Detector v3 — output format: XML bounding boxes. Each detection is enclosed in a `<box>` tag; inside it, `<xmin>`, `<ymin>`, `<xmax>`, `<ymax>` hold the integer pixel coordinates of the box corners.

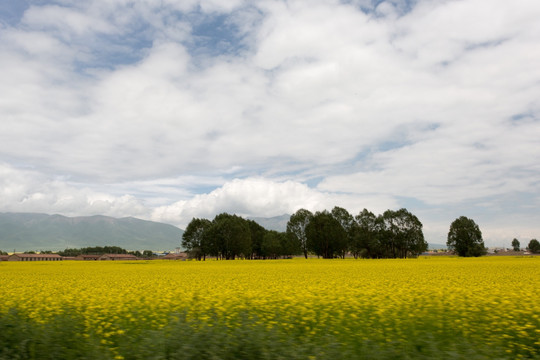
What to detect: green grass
<box><xmin>2</xmin><ymin>309</ymin><xmax>534</xmax><ymax>360</ymax></box>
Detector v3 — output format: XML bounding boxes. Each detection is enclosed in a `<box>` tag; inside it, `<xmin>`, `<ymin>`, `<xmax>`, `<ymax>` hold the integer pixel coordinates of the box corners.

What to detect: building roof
<box><xmin>9</xmin><ymin>253</ymin><xmax>62</xmax><ymax>258</ymax></box>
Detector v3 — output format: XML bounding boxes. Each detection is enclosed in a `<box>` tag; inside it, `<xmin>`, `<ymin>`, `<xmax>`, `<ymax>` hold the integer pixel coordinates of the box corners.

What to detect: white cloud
<box><xmin>0</xmin><ymin>0</ymin><xmax>539</xmax><ymax>246</ymax></box>
<box><xmin>151</xmin><ymin>177</ymin><xmax>398</xmax><ymax>228</ymax></box>
<box><xmin>0</xmin><ymin>163</ymin><xmax>148</xmax><ymax>218</ymax></box>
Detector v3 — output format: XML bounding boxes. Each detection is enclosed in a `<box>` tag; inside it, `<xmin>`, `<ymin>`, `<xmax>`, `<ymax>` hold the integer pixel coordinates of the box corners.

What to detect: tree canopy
<box><xmin>528</xmin><ymin>239</ymin><xmax>540</xmax><ymax>254</ymax></box>
<box><xmin>306</xmin><ymin>210</ymin><xmax>348</xmax><ymax>259</ymax></box>
<box><xmin>511</xmin><ymin>238</ymin><xmax>520</xmax><ymax>252</ymax></box>
<box><xmin>181</xmin><ymin>218</ymin><xmax>212</xmax><ymax>260</ymax></box>
<box><xmin>286</xmin><ymin>209</ymin><xmax>312</xmax><ymax>259</ymax></box>
<box><xmin>447</xmin><ymin>216</ymin><xmax>486</xmax><ymax>257</ymax></box>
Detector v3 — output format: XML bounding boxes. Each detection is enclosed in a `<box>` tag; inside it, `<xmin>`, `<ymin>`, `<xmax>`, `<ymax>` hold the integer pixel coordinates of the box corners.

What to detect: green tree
<box><xmin>353</xmin><ymin>209</ymin><xmax>381</xmax><ymax>259</ymax></box>
<box><xmin>58</xmin><ymin>248</ymin><xmax>82</xmax><ymax>257</ymax></box>
<box><xmin>261</xmin><ymin>230</ymin><xmax>283</xmax><ymax>259</ymax></box>
<box><xmin>306</xmin><ymin>210</ymin><xmax>347</xmax><ymax>259</ymax></box>
<box><xmin>142</xmin><ymin>250</ymin><xmax>154</xmax><ymax>258</ymax></box>
<box><xmin>380</xmin><ymin>209</ymin><xmax>426</xmax><ymax>258</ymax></box>
<box><xmin>511</xmin><ymin>238</ymin><xmax>520</xmax><ymax>252</ymax></box>
<box><xmin>286</xmin><ymin>209</ymin><xmax>313</xmax><ymax>259</ymax></box>
<box><xmin>280</xmin><ymin>232</ymin><xmax>301</xmax><ymax>258</ymax></box>
<box><xmin>247</xmin><ymin>220</ymin><xmax>267</xmax><ymax>259</ymax></box>
<box><xmin>528</xmin><ymin>239</ymin><xmax>540</xmax><ymax>254</ymax></box>
<box><xmin>447</xmin><ymin>216</ymin><xmax>486</xmax><ymax>257</ymax></box>
<box><xmin>208</xmin><ymin>213</ymin><xmax>252</xmax><ymax>260</ymax></box>
<box><xmin>331</xmin><ymin>206</ymin><xmax>356</xmax><ymax>258</ymax></box>
<box><xmin>182</xmin><ymin>218</ymin><xmax>212</xmax><ymax>260</ymax></box>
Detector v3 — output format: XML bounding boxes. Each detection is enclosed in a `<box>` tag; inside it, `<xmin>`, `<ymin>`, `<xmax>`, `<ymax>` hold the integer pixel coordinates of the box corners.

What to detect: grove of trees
<box><xmin>58</xmin><ymin>246</ymin><xmax>153</xmax><ymax>257</ymax></box>
<box><xmin>182</xmin><ymin>207</ymin><xmax>428</xmax><ymax>260</ymax></box>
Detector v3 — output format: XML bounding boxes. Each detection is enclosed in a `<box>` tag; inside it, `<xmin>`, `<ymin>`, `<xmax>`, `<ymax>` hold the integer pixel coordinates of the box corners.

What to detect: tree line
<box><xmin>58</xmin><ymin>246</ymin><xmax>154</xmax><ymax>258</ymax></box>
<box><xmin>182</xmin><ymin>207</ymin><xmax>428</xmax><ymax>260</ymax></box>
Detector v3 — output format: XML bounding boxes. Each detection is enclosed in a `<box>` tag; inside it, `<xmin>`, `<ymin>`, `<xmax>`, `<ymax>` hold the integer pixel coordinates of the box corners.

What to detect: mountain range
<box><xmin>0</xmin><ymin>213</ymin><xmax>184</xmax><ymax>252</ymax></box>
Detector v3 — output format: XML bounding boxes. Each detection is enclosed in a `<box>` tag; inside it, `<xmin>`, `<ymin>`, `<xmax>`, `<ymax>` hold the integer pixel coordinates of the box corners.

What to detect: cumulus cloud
<box><xmin>151</xmin><ymin>177</ymin><xmax>398</xmax><ymax>228</ymax></box>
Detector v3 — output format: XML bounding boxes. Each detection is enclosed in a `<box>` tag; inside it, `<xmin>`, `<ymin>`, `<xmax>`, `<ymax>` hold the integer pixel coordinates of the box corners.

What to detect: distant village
<box><xmin>0</xmin><ymin>251</ymin><xmax>188</xmax><ymax>262</ymax></box>
<box><xmin>0</xmin><ymin>247</ymin><xmax>536</xmax><ymax>262</ymax></box>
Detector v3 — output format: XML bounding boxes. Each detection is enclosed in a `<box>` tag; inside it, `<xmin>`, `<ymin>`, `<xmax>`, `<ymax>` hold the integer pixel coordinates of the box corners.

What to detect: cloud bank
<box><xmin>1</xmin><ymin>0</ymin><xmax>539</xmax><ymax>246</ymax></box>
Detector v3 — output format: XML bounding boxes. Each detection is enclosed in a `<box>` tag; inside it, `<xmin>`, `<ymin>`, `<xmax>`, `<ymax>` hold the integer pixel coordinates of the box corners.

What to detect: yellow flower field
<box><xmin>1</xmin><ymin>256</ymin><xmax>539</xmax><ymax>359</ymax></box>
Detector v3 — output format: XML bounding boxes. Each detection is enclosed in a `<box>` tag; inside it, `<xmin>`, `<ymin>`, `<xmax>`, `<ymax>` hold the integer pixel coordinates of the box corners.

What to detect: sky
<box><xmin>1</xmin><ymin>0</ymin><xmax>539</xmax><ymax>247</ymax></box>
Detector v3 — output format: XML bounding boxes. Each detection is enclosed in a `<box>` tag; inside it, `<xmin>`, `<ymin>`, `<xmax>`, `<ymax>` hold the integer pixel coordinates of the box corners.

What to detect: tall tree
<box><xmin>209</xmin><ymin>213</ymin><xmax>252</xmax><ymax>260</ymax></box>
<box><xmin>331</xmin><ymin>206</ymin><xmax>356</xmax><ymax>258</ymax></box>
<box><xmin>353</xmin><ymin>209</ymin><xmax>380</xmax><ymax>259</ymax></box>
<box><xmin>306</xmin><ymin>210</ymin><xmax>347</xmax><ymax>259</ymax></box>
<box><xmin>261</xmin><ymin>230</ymin><xmax>283</xmax><ymax>259</ymax></box>
<box><xmin>381</xmin><ymin>209</ymin><xmax>426</xmax><ymax>258</ymax></box>
<box><xmin>247</xmin><ymin>219</ymin><xmax>267</xmax><ymax>259</ymax></box>
<box><xmin>528</xmin><ymin>239</ymin><xmax>540</xmax><ymax>254</ymax></box>
<box><xmin>182</xmin><ymin>218</ymin><xmax>212</xmax><ymax>260</ymax></box>
<box><xmin>511</xmin><ymin>238</ymin><xmax>520</xmax><ymax>252</ymax></box>
<box><xmin>447</xmin><ymin>216</ymin><xmax>486</xmax><ymax>257</ymax></box>
<box><xmin>280</xmin><ymin>232</ymin><xmax>301</xmax><ymax>258</ymax></box>
<box><xmin>286</xmin><ymin>209</ymin><xmax>313</xmax><ymax>259</ymax></box>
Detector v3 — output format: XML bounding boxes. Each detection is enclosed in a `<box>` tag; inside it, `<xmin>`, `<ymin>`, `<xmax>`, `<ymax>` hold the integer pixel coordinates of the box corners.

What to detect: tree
<box><xmin>207</xmin><ymin>213</ymin><xmax>252</xmax><ymax>260</ymax></box>
<box><xmin>286</xmin><ymin>209</ymin><xmax>313</xmax><ymax>259</ymax></box>
<box><xmin>261</xmin><ymin>230</ymin><xmax>283</xmax><ymax>259</ymax></box>
<box><xmin>511</xmin><ymin>238</ymin><xmax>520</xmax><ymax>252</ymax></box>
<box><xmin>379</xmin><ymin>209</ymin><xmax>427</xmax><ymax>258</ymax></box>
<box><xmin>142</xmin><ymin>250</ymin><xmax>154</xmax><ymax>258</ymax></box>
<box><xmin>528</xmin><ymin>239</ymin><xmax>540</xmax><ymax>254</ymax></box>
<box><xmin>447</xmin><ymin>216</ymin><xmax>486</xmax><ymax>257</ymax></box>
<box><xmin>247</xmin><ymin>220</ymin><xmax>267</xmax><ymax>259</ymax></box>
<box><xmin>280</xmin><ymin>232</ymin><xmax>301</xmax><ymax>258</ymax></box>
<box><xmin>306</xmin><ymin>210</ymin><xmax>347</xmax><ymax>259</ymax></box>
<box><xmin>352</xmin><ymin>209</ymin><xmax>380</xmax><ymax>259</ymax></box>
<box><xmin>331</xmin><ymin>206</ymin><xmax>356</xmax><ymax>258</ymax></box>
<box><xmin>182</xmin><ymin>218</ymin><xmax>212</xmax><ymax>260</ymax></box>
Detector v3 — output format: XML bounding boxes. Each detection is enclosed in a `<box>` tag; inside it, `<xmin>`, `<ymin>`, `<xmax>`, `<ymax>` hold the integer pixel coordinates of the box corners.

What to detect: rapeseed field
<box><xmin>1</xmin><ymin>257</ymin><xmax>539</xmax><ymax>359</ymax></box>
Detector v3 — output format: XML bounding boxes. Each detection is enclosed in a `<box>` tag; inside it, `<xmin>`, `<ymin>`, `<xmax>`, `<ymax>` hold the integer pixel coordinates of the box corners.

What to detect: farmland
<box><xmin>1</xmin><ymin>257</ymin><xmax>539</xmax><ymax>359</ymax></box>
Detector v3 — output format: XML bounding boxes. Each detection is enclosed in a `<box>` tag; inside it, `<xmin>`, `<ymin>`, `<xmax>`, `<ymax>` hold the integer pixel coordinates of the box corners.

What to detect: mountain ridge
<box><xmin>0</xmin><ymin>212</ymin><xmax>184</xmax><ymax>252</ymax></box>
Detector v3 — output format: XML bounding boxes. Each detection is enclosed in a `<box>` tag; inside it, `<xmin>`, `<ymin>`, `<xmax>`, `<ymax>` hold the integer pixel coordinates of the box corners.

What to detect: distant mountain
<box><xmin>249</xmin><ymin>214</ymin><xmax>290</xmax><ymax>232</ymax></box>
<box><xmin>0</xmin><ymin>213</ymin><xmax>184</xmax><ymax>252</ymax></box>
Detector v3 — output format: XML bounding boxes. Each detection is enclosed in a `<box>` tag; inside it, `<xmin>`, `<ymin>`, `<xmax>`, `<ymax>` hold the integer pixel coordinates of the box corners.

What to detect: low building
<box><xmin>0</xmin><ymin>255</ymin><xmax>9</xmax><ymax>261</ymax></box>
<box><xmin>8</xmin><ymin>253</ymin><xmax>63</xmax><ymax>261</ymax></box>
<box><xmin>99</xmin><ymin>254</ymin><xmax>138</xmax><ymax>261</ymax></box>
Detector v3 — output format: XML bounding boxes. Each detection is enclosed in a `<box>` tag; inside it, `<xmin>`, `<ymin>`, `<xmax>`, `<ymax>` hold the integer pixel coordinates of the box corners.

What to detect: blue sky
<box><xmin>1</xmin><ymin>0</ymin><xmax>539</xmax><ymax>246</ymax></box>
